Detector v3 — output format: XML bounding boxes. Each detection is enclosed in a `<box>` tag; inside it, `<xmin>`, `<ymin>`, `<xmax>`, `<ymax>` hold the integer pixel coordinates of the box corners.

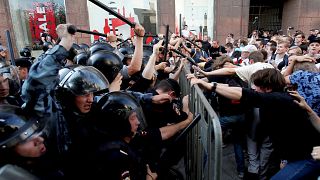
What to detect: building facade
<box><xmin>213</xmin><ymin>0</ymin><xmax>320</xmax><ymax>43</ymax></box>
<box><xmin>175</xmin><ymin>0</ymin><xmax>320</xmax><ymax>43</ymax></box>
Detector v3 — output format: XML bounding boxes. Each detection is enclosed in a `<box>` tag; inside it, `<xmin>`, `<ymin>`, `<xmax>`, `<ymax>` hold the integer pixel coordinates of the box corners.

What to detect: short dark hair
<box><xmin>225</xmin><ymin>42</ymin><xmax>233</xmax><ymax>49</ymax></box>
<box><xmin>268</xmin><ymin>40</ymin><xmax>277</xmax><ymax>48</ymax></box>
<box><xmin>249</xmin><ymin>51</ymin><xmax>264</xmax><ymax>63</ymax></box>
<box><xmin>250</xmin><ymin>68</ymin><xmax>286</xmax><ymax>92</ymax></box>
<box><xmin>155</xmin><ymin>78</ymin><xmax>181</xmax><ymax>97</ymax></box>
<box><xmin>259</xmin><ymin>49</ymin><xmax>268</xmax><ymax>60</ymax></box>
<box><xmin>294</xmin><ymin>32</ymin><xmax>305</xmax><ymax>38</ymax></box>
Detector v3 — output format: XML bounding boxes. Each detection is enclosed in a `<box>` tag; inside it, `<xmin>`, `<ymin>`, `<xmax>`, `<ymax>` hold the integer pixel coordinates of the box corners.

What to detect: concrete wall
<box><xmin>214</xmin><ymin>0</ymin><xmax>250</xmax><ymax>44</ymax></box>
<box><xmin>282</xmin><ymin>0</ymin><xmax>320</xmax><ymax>36</ymax></box>
<box><xmin>65</xmin><ymin>0</ymin><xmax>91</xmax><ymax>45</ymax></box>
<box><xmin>157</xmin><ymin>0</ymin><xmax>176</xmax><ymax>34</ymax></box>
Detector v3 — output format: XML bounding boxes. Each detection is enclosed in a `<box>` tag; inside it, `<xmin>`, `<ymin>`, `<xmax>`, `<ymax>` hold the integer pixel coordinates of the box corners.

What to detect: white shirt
<box><xmin>182</xmin><ymin>30</ymin><xmax>190</xmax><ymax>38</ymax></box>
<box><xmin>235</xmin><ymin>62</ymin><xmax>274</xmax><ymax>82</ymax></box>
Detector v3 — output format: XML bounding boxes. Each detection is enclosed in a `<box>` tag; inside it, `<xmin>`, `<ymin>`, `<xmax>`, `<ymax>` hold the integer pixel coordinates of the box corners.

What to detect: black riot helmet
<box><xmin>95</xmin><ymin>91</ymin><xmax>147</xmax><ymax>138</ymax></box>
<box><xmin>0</xmin><ymin>105</ymin><xmax>45</xmax><ymax>150</ymax></box>
<box><xmin>42</xmin><ymin>42</ymin><xmax>53</xmax><ymax>52</ymax></box>
<box><xmin>74</xmin><ymin>51</ymin><xmax>90</xmax><ymax>65</ymax></box>
<box><xmin>87</xmin><ymin>50</ymin><xmax>123</xmax><ymax>83</ymax></box>
<box><xmin>89</xmin><ymin>42</ymin><xmax>115</xmax><ymax>55</ymax></box>
<box><xmin>0</xmin><ymin>62</ymin><xmax>20</xmax><ymax>97</ymax></box>
<box><xmin>79</xmin><ymin>43</ymin><xmax>90</xmax><ymax>52</ymax></box>
<box><xmin>19</xmin><ymin>47</ymin><xmax>31</xmax><ymax>58</ymax></box>
<box><xmin>67</xmin><ymin>43</ymin><xmax>81</xmax><ymax>61</ymax></box>
<box><xmin>119</xmin><ymin>47</ymin><xmax>134</xmax><ymax>58</ymax></box>
<box><xmin>119</xmin><ymin>47</ymin><xmax>134</xmax><ymax>65</ymax></box>
<box><xmin>57</xmin><ymin>65</ymin><xmax>109</xmax><ymax>97</ymax></box>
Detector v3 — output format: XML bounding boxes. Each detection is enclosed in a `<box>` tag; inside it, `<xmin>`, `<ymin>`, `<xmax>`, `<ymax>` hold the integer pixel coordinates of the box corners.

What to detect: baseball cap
<box><xmin>240</xmin><ymin>44</ymin><xmax>257</xmax><ymax>53</ymax></box>
<box><xmin>309</xmin><ymin>37</ymin><xmax>320</xmax><ymax>45</ymax></box>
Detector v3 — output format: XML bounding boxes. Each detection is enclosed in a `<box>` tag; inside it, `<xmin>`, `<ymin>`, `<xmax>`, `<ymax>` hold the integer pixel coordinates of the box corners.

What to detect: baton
<box><xmin>186</xmin><ymin>38</ymin><xmax>204</xmax><ymax>51</ymax></box>
<box><xmin>5</xmin><ymin>30</ymin><xmax>15</xmax><ymax>66</ymax></box>
<box><xmin>76</xmin><ymin>29</ymin><xmax>108</xmax><ymax>37</ymax></box>
<box><xmin>117</xmin><ymin>38</ymin><xmax>131</xmax><ymax>47</ymax></box>
<box><xmin>88</xmin><ymin>0</ymin><xmax>135</xmax><ymax>28</ymax></box>
<box><xmin>163</xmin><ymin>25</ymin><xmax>169</xmax><ymax>62</ymax></box>
<box><xmin>171</xmin><ymin>49</ymin><xmax>198</xmax><ymax>66</ymax></box>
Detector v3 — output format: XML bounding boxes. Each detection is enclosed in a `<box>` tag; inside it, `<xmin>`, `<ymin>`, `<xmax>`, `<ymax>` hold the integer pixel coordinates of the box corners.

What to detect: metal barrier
<box><xmin>179</xmin><ymin>66</ymin><xmax>222</xmax><ymax>180</ymax></box>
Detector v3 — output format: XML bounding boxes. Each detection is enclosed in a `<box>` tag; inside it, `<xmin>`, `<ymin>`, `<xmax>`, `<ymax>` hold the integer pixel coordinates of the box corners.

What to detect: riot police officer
<box><xmin>21</xmin><ymin>23</ymin><xmax>77</xmax><ymax>178</ymax></box>
<box><xmin>0</xmin><ymin>60</ymin><xmax>21</xmax><ymax>106</ymax></box>
<box><xmin>0</xmin><ymin>104</ymin><xmax>63</xmax><ymax>179</ymax></box>
<box><xmin>90</xmin><ymin>91</ymin><xmax>158</xmax><ymax>180</ymax></box>
<box><xmin>91</xmin><ymin>90</ymin><xmax>193</xmax><ymax>179</ymax></box>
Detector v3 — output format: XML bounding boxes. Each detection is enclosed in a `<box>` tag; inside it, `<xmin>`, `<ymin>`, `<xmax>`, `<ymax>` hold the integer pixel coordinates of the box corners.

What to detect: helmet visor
<box><xmin>63</xmin><ymin>66</ymin><xmax>109</xmax><ymax>96</ymax></box>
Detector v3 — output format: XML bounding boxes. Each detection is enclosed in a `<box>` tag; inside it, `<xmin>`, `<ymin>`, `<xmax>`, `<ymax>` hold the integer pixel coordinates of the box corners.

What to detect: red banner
<box><xmin>28</xmin><ymin>2</ymin><xmax>57</xmax><ymax>43</ymax></box>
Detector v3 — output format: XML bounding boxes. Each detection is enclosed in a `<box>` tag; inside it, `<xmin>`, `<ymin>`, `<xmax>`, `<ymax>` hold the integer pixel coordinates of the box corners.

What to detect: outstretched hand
<box><xmin>288</xmin><ymin>55</ymin><xmax>316</xmax><ymax>65</ymax></box>
<box><xmin>288</xmin><ymin>90</ymin><xmax>310</xmax><ymax>111</ymax></box>
<box><xmin>186</xmin><ymin>73</ymin><xmax>201</xmax><ymax>86</ymax></box>
<box><xmin>192</xmin><ymin>65</ymin><xmax>207</xmax><ymax>76</ymax></box>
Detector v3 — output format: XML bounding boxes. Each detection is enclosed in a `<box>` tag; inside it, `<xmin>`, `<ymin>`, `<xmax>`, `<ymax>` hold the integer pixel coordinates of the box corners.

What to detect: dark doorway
<box><xmin>249</xmin><ymin>0</ymin><xmax>284</xmax><ymax>36</ymax></box>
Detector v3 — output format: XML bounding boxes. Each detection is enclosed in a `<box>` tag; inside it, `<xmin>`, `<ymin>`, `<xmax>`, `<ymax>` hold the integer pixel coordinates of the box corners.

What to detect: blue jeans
<box><xmin>219</xmin><ymin>114</ymin><xmax>246</xmax><ymax>173</ymax></box>
<box><xmin>271</xmin><ymin>158</ymin><xmax>320</xmax><ymax>180</ymax></box>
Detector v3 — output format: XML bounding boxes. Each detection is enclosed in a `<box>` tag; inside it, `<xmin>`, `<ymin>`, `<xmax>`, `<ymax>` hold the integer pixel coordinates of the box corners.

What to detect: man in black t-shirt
<box><xmin>209</xmin><ymin>40</ymin><xmax>226</xmax><ymax>60</ymax></box>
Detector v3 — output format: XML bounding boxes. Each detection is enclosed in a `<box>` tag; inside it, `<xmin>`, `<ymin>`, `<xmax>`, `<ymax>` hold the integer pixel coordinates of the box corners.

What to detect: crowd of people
<box><xmin>0</xmin><ymin>21</ymin><xmax>319</xmax><ymax>180</ymax></box>
<box><xmin>181</xmin><ymin>27</ymin><xmax>320</xmax><ymax>179</ymax></box>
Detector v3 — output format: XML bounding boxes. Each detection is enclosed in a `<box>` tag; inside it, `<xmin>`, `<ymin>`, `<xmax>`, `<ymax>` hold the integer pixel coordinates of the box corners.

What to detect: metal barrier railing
<box><xmin>179</xmin><ymin>66</ymin><xmax>222</xmax><ymax>180</ymax></box>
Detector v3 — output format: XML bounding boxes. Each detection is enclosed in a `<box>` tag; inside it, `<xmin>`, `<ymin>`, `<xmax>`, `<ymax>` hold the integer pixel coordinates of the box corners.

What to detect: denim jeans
<box><xmin>219</xmin><ymin>114</ymin><xmax>246</xmax><ymax>173</ymax></box>
<box><xmin>271</xmin><ymin>158</ymin><xmax>320</xmax><ymax>180</ymax></box>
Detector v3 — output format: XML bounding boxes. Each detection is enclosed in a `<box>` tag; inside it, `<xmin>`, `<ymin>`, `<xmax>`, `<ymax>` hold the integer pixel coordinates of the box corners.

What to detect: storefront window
<box><xmin>8</xmin><ymin>0</ymin><xmax>66</xmax><ymax>52</ymax></box>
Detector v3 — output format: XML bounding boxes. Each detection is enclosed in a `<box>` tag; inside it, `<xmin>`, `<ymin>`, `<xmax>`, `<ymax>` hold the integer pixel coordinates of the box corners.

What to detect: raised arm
<box><xmin>127</xmin><ymin>24</ymin><xmax>145</xmax><ymax>76</ymax></box>
<box><xmin>193</xmin><ymin>65</ymin><xmax>236</xmax><ymax>76</ymax></box>
<box><xmin>21</xmin><ymin>24</ymin><xmax>75</xmax><ymax>116</ymax></box>
<box><xmin>142</xmin><ymin>40</ymin><xmax>163</xmax><ymax>80</ymax></box>
<box><xmin>186</xmin><ymin>73</ymin><xmax>242</xmax><ymax>100</ymax></box>
<box><xmin>283</xmin><ymin>55</ymin><xmax>316</xmax><ymax>84</ymax></box>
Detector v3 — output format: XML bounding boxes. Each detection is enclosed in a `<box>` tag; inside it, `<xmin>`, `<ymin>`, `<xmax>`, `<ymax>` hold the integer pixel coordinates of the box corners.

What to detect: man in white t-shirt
<box><xmin>181</xmin><ymin>25</ymin><xmax>190</xmax><ymax>39</ymax></box>
<box><xmin>194</xmin><ymin>51</ymin><xmax>273</xmax><ymax>83</ymax></box>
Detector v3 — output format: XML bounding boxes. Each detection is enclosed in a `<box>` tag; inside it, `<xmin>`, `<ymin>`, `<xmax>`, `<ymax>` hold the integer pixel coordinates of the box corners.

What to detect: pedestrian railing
<box><xmin>179</xmin><ymin>66</ymin><xmax>222</xmax><ymax>180</ymax></box>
